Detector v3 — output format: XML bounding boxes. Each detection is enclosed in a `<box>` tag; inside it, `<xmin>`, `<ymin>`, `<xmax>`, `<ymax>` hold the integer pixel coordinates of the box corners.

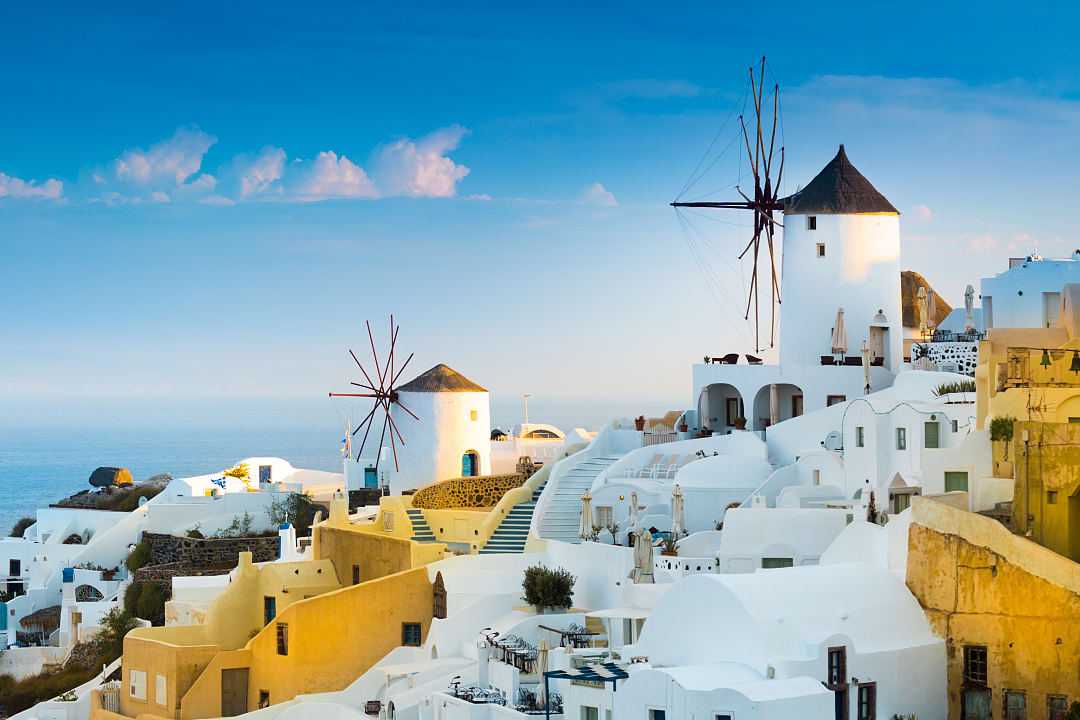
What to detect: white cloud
<box><xmin>968</xmin><ymin>234</ymin><xmax>997</xmax><ymax>252</ymax></box>
<box><xmin>150</xmin><ymin>191</ymin><xmax>171</xmax><ymax>203</ymax></box>
<box><xmin>234</xmin><ymin>147</ymin><xmax>286</xmax><ymax>198</ymax></box>
<box><xmin>911</xmin><ymin>204</ymin><xmax>933</xmax><ymax>222</ymax></box>
<box><xmin>289</xmin><ymin>151</ymin><xmax>378</xmax><ymax>201</ymax></box>
<box><xmin>579</xmin><ymin>182</ymin><xmax>618</xmax><ymax>207</ymax></box>
<box><xmin>112</xmin><ymin>128</ymin><xmax>217</xmax><ymax>187</ymax></box>
<box><xmin>372</xmin><ymin>125</ymin><xmax>470</xmax><ymax>198</ymax></box>
<box><xmin>200</xmin><ymin>194</ymin><xmax>236</xmax><ymax>206</ymax></box>
<box><xmin>466</xmin><ymin>193</ymin><xmax>493</xmax><ymax>201</ymax></box>
<box><xmin>0</xmin><ymin>172</ymin><xmax>63</xmax><ymax>200</ymax></box>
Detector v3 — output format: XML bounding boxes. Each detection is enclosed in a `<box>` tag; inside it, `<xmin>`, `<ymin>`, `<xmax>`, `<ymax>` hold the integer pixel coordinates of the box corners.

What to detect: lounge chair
<box><xmin>719</xmin><ymin>353</ymin><xmax>740</xmax><ymax>365</ymax></box>
<box><xmin>745</xmin><ymin>354</ymin><xmax>763</xmax><ymax>365</ymax></box>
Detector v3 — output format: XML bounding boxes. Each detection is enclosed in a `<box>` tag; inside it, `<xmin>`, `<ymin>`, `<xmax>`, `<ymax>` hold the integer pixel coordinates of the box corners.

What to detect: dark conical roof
<box><xmin>782</xmin><ymin>145</ymin><xmax>898</xmax><ymax>215</ymax></box>
<box><xmin>397</xmin><ymin>363</ymin><xmax>487</xmax><ymax>393</ymax></box>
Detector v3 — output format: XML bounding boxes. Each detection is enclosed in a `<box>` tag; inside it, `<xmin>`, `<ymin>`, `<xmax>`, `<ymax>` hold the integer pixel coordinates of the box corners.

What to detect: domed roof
<box><xmin>783</xmin><ymin>145</ymin><xmax>898</xmax><ymax>215</ymax></box>
<box><xmin>396</xmin><ymin>363</ymin><xmax>487</xmax><ymax>393</ymax></box>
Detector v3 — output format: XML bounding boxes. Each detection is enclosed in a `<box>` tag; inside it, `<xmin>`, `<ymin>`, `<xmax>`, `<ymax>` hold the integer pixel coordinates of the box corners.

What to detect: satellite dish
<box><xmin>823</xmin><ymin>431</ymin><xmax>843</xmax><ymax>451</ymax></box>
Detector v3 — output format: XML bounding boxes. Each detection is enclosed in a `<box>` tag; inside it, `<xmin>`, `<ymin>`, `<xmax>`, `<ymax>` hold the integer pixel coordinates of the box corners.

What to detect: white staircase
<box><xmin>538</xmin><ymin>455</ymin><xmax>620</xmax><ymax>544</ymax></box>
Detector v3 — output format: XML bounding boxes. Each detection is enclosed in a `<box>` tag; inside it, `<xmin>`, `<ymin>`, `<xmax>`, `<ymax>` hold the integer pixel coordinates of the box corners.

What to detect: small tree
<box><xmin>125</xmin><ymin>540</ymin><xmax>151</xmax><ymax>573</ymax></box>
<box><xmin>521</xmin><ymin>564</ymin><xmax>575</xmax><ymax>611</ymax></box>
<box><xmin>9</xmin><ymin>516</ymin><xmax>34</xmax><ymax>538</ymax></box>
<box><xmin>98</xmin><ymin>607</ymin><xmax>138</xmax><ymax>660</ymax></box>
<box><xmin>990</xmin><ymin>416</ymin><xmax>1016</xmax><ymax>460</ymax></box>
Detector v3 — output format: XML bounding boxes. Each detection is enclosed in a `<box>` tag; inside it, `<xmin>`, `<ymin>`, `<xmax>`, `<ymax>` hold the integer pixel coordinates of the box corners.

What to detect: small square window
<box><xmin>896</xmin><ymin>427</ymin><xmax>907</xmax><ymax>450</ymax></box>
<box><xmin>470</xmin><ymin>409</ymin><xmax>478</xmax><ymax>421</ymax></box>
<box><xmin>761</xmin><ymin>557</ymin><xmax>793</xmax><ymax>569</ymax></box>
<box><xmin>352</xmin><ymin>564</ymin><xmax>361</xmax><ymax>584</ymax></box>
<box><xmin>129</xmin><ymin>669</ymin><xmax>147</xmax><ymax>700</ymax></box>
<box><xmin>963</xmin><ymin>645</ymin><xmax>988</xmax><ymax>686</ymax></box>
<box><xmin>1048</xmin><ymin>490</ymin><xmax>1059</xmax><ymax>504</ymax></box>
<box><xmin>402</xmin><ymin>622</ymin><xmax>422</xmax><ymax>647</ymax></box>
<box><xmin>276</xmin><ymin>622</ymin><xmax>289</xmax><ymax>656</ymax></box>
<box><xmin>807</xmin><ymin>215</ymin><xmax>817</xmax><ymax>231</ymax></box>
<box><xmin>827</xmin><ymin>394</ymin><xmax>847</xmax><ymax>407</ymax></box>
<box><xmin>1003</xmin><ymin>690</ymin><xmax>1025</xmax><ymax>720</ymax></box>
<box><xmin>855</xmin><ymin>426</ymin><xmax>865</xmax><ymax>448</ymax></box>
<box><xmin>155</xmin><ymin>674</ymin><xmax>167</xmax><ymax>706</ymax></box>
<box><xmin>259</xmin><ymin>691</ymin><xmax>271</xmax><ymax>709</ymax></box>
<box><xmin>816</xmin><ymin>243</ymin><xmax>826</xmax><ymax>257</ymax></box>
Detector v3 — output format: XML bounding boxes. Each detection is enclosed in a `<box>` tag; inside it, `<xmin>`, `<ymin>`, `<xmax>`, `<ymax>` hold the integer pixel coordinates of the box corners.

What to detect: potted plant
<box><xmin>634</xmin><ymin>415</ymin><xmax>646</xmax><ymax>431</ymax></box>
<box><xmin>521</xmin><ymin>564</ymin><xmax>575</xmax><ymax>614</ymax></box>
<box><xmin>660</xmin><ymin>535</ymin><xmax>678</xmax><ymax>557</ymax></box>
<box><xmin>604</xmin><ymin>520</ymin><xmax>621</xmax><ymax>545</ymax></box>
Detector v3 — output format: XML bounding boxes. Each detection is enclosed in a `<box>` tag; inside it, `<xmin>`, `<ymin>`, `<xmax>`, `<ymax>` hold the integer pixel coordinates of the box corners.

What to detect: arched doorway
<box><xmin>751</xmin><ymin>384</ymin><xmax>805</xmax><ymax>431</ymax></box>
<box><xmin>461</xmin><ymin>451</ymin><xmax>480</xmax><ymax>477</ymax></box>
<box><xmin>697</xmin><ymin>383</ymin><xmax>745</xmax><ymax>434</ymax></box>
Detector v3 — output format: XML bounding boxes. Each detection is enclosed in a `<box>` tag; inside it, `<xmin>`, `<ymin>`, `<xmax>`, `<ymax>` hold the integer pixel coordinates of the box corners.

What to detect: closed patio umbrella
<box><xmin>831</xmin><ymin>308</ymin><xmax>848</xmax><ymax>357</ymax></box>
<box><xmin>917</xmin><ymin>287</ymin><xmax>930</xmax><ymax>336</ymax></box>
<box><xmin>861</xmin><ymin>340</ymin><xmax>872</xmax><ymax>395</ymax></box>
<box><xmin>537</xmin><ymin>640</ymin><xmax>549</xmax><ymax>709</ymax></box>
<box><xmin>671</xmin><ymin>484</ymin><xmax>685</xmax><ymax>539</ymax></box>
<box><xmin>628</xmin><ymin>491</ymin><xmax>640</xmax><ymax>535</ymax></box>
<box><xmin>632</xmin><ymin>528</ymin><xmax>654</xmax><ymax>584</ymax></box>
<box><xmin>579</xmin><ymin>491</ymin><xmax>593</xmax><ymax>541</ymax></box>
<box><xmin>964</xmin><ymin>284</ymin><xmax>975</xmax><ymax>332</ymax></box>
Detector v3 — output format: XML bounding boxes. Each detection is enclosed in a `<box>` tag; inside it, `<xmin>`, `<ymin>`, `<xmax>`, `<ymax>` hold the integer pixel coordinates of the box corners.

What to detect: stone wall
<box><xmin>907</xmin><ymin>497</ymin><xmax>1080</xmax><ymax>719</ymax></box>
<box><xmin>143</xmin><ymin>532</ymin><xmax>279</xmax><ymax>568</ymax></box>
<box><xmin>410</xmin><ymin>473</ymin><xmax>524</xmax><ymax>510</ymax></box>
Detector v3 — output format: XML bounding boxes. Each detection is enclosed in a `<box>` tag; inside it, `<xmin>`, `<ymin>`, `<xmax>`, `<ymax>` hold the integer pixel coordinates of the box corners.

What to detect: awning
<box><xmin>585</xmin><ymin>607</ymin><xmax>650</xmax><ymax>620</ymax></box>
<box><xmin>544</xmin><ymin>662</ymin><xmax>629</xmax><ymax>683</ymax></box>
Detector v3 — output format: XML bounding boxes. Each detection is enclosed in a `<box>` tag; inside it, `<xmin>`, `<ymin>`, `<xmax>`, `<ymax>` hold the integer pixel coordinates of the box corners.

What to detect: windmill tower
<box><xmin>673</xmin><ymin>59</ymin><xmax>902</xmax><ymax>372</ymax></box>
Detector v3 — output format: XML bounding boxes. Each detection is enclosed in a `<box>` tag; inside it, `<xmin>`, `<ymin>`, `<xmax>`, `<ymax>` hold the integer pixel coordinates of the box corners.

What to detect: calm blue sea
<box><xmin>0</xmin><ymin>425</ymin><xmax>342</xmax><ymax>535</ymax></box>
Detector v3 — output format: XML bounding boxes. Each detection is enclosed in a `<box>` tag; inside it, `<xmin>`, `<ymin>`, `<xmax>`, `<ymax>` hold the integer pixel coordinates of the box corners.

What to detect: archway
<box><xmin>751</xmin><ymin>384</ymin><xmax>805</xmax><ymax>432</ymax></box>
<box><xmin>697</xmin><ymin>383</ymin><xmax>745</xmax><ymax>434</ymax></box>
<box><xmin>75</xmin><ymin>584</ymin><xmax>104</xmax><ymax>602</ymax></box>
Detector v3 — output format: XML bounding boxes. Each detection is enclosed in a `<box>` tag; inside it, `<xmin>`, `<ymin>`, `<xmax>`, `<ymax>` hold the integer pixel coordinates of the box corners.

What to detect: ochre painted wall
<box><xmin>1009</xmin><ymin>421</ymin><xmax>1080</xmax><ymax>562</ymax></box>
<box><xmin>907</xmin><ymin>499</ymin><xmax>1080</xmax><ymax>719</ymax></box>
<box><xmin>178</xmin><ymin>567</ymin><xmax>434</xmax><ymax>718</ymax></box>
<box><xmin>315</xmin><ymin>523</ymin><xmax>443</xmax><ymax>584</ymax></box>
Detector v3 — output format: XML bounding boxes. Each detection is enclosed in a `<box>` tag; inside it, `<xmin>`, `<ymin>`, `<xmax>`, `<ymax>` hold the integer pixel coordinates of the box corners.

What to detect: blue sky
<box><xmin>3</xmin><ymin>1</ymin><xmax>1080</xmax><ymax>431</ymax></box>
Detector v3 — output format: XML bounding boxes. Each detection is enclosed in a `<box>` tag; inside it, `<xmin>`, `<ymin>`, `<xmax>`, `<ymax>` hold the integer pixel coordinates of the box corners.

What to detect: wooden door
<box><xmin>221</xmin><ymin>668</ymin><xmax>249</xmax><ymax>717</ymax></box>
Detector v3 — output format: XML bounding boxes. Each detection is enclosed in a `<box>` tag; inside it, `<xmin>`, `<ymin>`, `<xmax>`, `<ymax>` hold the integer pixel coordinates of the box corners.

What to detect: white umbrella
<box><xmin>632</xmin><ymin>528</ymin><xmax>655</xmax><ymax>583</ymax></box>
<box><xmin>831</xmin><ymin>308</ymin><xmax>848</xmax><ymax>357</ymax></box>
<box><xmin>537</xmin><ymin>640</ymin><xmax>549</xmax><ymax>708</ymax></box>
<box><xmin>628</xmin><ymin>491</ymin><xmax>640</xmax><ymax>534</ymax></box>
<box><xmin>927</xmin><ymin>290</ymin><xmax>938</xmax><ymax>333</ymax></box>
<box><xmin>964</xmin><ymin>284</ymin><xmax>975</xmax><ymax>332</ymax></box>
<box><xmin>671</xmin><ymin>484</ymin><xmax>685</xmax><ymax>538</ymax></box>
<box><xmin>917</xmin><ymin>287</ymin><xmax>930</xmax><ymax>336</ymax></box>
<box><xmin>579</xmin><ymin>491</ymin><xmax>593</xmax><ymax>541</ymax></box>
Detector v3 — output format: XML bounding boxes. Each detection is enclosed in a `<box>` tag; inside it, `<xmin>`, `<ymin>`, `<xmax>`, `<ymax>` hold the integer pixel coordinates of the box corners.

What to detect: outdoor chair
<box><xmin>745</xmin><ymin>354</ymin><xmax>763</xmax><ymax>365</ymax></box>
<box><xmin>719</xmin><ymin>353</ymin><xmax>740</xmax><ymax>364</ymax></box>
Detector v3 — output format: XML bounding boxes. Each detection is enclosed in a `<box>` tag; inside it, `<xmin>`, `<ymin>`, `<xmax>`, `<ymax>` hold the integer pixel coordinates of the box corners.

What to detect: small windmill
<box><xmin>672</xmin><ymin>56</ymin><xmax>785</xmax><ymax>352</ymax></box>
<box><xmin>328</xmin><ymin>315</ymin><xmax>419</xmax><ymax>472</ymax></box>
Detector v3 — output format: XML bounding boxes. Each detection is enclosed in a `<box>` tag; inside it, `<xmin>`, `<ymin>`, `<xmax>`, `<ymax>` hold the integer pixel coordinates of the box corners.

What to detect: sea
<box><xmin>0</xmin><ymin>424</ymin><xmax>342</xmax><ymax>535</ymax></box>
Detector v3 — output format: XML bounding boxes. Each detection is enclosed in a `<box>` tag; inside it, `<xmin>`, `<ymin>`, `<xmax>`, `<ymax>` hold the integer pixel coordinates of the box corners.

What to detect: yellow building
<box><xmin>103</xmin><ymin>492</ymin><xmax>449</xmax><ymax>720</ymax></box>
<box><xmin>907</xmin><ymin>497</ymin><xmax>1080</xmax><ymax>720</ymax></box>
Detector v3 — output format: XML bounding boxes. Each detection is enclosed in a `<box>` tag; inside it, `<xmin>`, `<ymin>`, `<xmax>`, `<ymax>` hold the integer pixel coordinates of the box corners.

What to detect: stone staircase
<box><xmin>479</xmin><ymin>482</ymin><xmax>546</xmax><ymax>554</ymax></box>
<box><xmin>405</xmin><ymin>508</ymin><xmax>437</xmax><ymax>543</ymax></box>
<box><xmin>538</xmin><ymin>455</ymin><xmax>620</xmax><ymax>544</ymax></box>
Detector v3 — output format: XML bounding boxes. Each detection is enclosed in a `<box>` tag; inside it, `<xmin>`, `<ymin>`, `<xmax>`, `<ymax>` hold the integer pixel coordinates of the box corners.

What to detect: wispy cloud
<box><xmin>579</xmin><ymin>182</ymin><xmax>618</xmax><ymax>207</ymax></box>
<box><xmin>911</xmin><ymin>204</ymin><xmax>933</xmax><ymax>222</ymax></box>
<box><xmin>25</xmin><ymin>125</ymin><xmax>473</xmax><ymax>206</ymax></box>
<box><xmin>0</xmin><ymin>172</ymin><xmax>63</xmax><ymax>200</ymax></box>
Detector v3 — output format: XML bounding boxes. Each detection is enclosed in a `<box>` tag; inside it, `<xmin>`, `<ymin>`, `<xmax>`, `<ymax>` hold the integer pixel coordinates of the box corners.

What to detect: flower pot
<box><xmin>634</xmin><ymin>416</ymin><xmax>646</xmax><ymax>431</ymax></box>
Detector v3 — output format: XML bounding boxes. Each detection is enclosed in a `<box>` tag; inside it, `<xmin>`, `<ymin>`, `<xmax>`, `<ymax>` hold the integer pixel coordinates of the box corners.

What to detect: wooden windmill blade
<box><xmin>329</xmin><ymin>315</ymin><xmax>418</xmax><ymax>474</ymax></box>
<box><xmin>671</xmin><ymin>56</ymin><xmax>785</xmax><ymax>353</ymax></box>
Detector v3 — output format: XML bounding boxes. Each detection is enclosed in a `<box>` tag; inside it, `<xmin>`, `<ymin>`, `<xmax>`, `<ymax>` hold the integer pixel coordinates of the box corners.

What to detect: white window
<box><xmin>581</xmin><ymin>707</ymin><xmax>599</xmax><ymax>720</ymax></box>
<box><xmin>129</xmin><ymin>669</ymin><xmax>147</xmax><ymax>700</ymax></box>
<box><xmin>855</xmin><ymin>426</ymin><xmax>865</xmax><ymax>447</ymax></box>
<box><xmin>983</xmin><ymin>295</ymin><xmax>993</xmax><ymax>328</ymax></box>
<box><xmin>952</xmin><ymin>419</ymin><xmax>959</xmax><ymax>433</ymax></box>
<box><xmin>649</xmin><ymin>710</ymin><xmax>668</xmax><ymax>720</ymax></box>
<box><xmin>807</xmin><ymin>216</ymin><xmax>817</xmax><ymax>231</ymax></box>
<box><xmin>155</xmin><ymin>674</ymin><xmax>167</xmax><ymax>706</ymax></box>
<box><xmin>816</xmin><ymin>242</ymin><xmax>825</xmax><ymax>257</ymax></box>
<box><xmin>896</xmin><ymin>427</ymin><xmax>907</xmax><ymax>450</ymax></box>
<box><xmin>813</xmin><ymin>469</ymin><xmax>821</xmax><ymax>486</ymax></box>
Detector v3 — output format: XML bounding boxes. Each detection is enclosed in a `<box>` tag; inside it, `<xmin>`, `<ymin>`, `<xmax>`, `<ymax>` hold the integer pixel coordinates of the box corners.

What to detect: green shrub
<box><xmin>267</xmin><ymin>493</ymin><xmax>321</xmax><ymax>536</ymax></box>
<box><xmin>990</xmin><ymin>415</ymin><xmax>1016</xmax><ymax>443</ymax></box>
<box><xmin>125</xmin><ymin>540</ymin><xmax>151</xmax><ymax>572</ymax></box>
<box><xmin>932</xmin><ymin>380</ymin><xmax>976</xmax><ymax>396</ymax></box>
<box><xmin>9</xmin><ymin>516</ymin><xmax>34</xmax><ymax>538</ymax></box>
<box><xmin>521</xmin><ymin>564</ymin><xmax>575</xmax><ymax>610</ymax></box>
<box><xmin>112</xmin><ymin>485</ymin><xmax>163</xmax><ymax>512</ymax></box>
<box><xmin>217</xmin><ymin>512</ymin><xmax>255</xmax><ymax>538</ymax></box>
<box><xmin>124</xmin><ymin>582</ymin><xmax>168</xmax><ymax>626</ymax></box>
<box><xmin>97</xmin><ymin>607</ymin><xmax>138</xmax><ymax>659</ymax></box>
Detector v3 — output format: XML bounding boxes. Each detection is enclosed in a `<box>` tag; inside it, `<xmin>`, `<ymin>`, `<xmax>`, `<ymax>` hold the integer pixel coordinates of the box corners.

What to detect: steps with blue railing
<box><xmin>406</xmin><ymin>508</ymin><xmax>437</xmax><ymax>543</ymax></box>
<box><xmin>479</xmin><ymin>481</ymin><xmax>547</xmax><ymax>554</ymax></box>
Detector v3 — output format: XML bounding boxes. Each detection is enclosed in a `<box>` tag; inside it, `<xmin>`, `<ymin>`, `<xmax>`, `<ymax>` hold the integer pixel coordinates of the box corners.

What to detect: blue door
<box><xmin>364</xmin><ymin>467</ymin><xmax>378</xmax><ymax>489</ymax></box>
<box><xmin>462</xmin><ymin>452</ymin><xmax>476</xmax><ymax>477</ymax></box>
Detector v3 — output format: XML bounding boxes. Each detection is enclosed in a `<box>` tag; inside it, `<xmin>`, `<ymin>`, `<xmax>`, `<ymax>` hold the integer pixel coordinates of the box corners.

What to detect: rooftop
<box><xmin>783</xmin><ymin>145</ymin><xmax>898</xmax><ymax>216</ymax></box>
<box><xmin>397</xmin><ymin>363</ymin><xmax>487</xmax><ymax>393</ymax></box>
